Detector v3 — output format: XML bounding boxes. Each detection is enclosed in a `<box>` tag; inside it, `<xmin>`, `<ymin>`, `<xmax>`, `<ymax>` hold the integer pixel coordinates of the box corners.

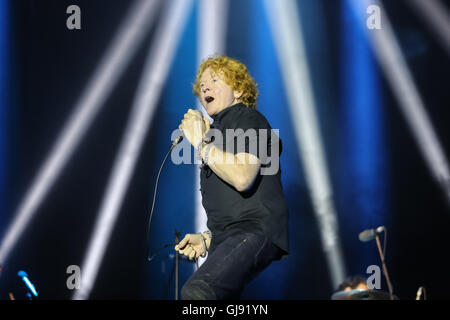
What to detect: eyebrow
<box><xmin>199</xmin><ymin>72</ymin><xmax>221</xmax><ymax>85</ymax></box>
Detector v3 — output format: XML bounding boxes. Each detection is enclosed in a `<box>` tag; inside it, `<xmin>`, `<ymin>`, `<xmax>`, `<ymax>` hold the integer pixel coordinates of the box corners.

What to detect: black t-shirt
<box><xmin>200</xmin><ymin>103</ymin><xmax>289</xmax><ymax>256</ymax></box>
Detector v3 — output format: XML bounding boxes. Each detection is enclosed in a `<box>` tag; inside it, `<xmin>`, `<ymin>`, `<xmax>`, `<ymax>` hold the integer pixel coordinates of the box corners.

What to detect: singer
<box><xmin>175</xmin><ymin>55</ymin><xmax>289</xmax><ymax>299</ymax></box>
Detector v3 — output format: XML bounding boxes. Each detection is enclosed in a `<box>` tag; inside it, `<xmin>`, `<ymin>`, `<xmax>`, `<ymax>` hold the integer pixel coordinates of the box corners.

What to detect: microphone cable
<box><xmin>146</xmin><ymin>135</ymin><xmax>183</xmax><ymax>261</ymax></box>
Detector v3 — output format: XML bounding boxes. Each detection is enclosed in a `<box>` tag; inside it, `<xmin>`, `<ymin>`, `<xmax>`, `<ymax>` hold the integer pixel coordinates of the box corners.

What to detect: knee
<box><xmin>181</xmin><ymin>280</ymin><xmax>216</xmax><ymax>300</ymax></box>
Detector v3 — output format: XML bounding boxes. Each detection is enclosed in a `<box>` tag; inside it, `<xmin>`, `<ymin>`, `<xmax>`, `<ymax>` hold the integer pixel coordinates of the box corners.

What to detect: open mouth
<box><xmin>205</xmin><ymin>96</ymin><xmax>215</xmax><ymax>104</ymax></box>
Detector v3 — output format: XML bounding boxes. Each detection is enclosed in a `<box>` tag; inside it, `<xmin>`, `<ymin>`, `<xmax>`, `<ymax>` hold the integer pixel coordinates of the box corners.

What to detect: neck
<box><xmin>213</xmin><ymin>101</ymin><xmax>241</xmax><ymax>116</ymax></box>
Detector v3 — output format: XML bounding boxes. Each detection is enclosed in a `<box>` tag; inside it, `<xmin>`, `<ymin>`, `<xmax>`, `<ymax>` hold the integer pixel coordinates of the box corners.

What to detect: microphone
<box><xmin>359</xmin><ymin>226</ymin><xmax>385</xmax><ymax>242</ymax></box>
<box><xmin>171</xmin><ymin>109</ymin><xmax>206</xmax><ymax>148</ymax></box>
<box><xmin>171</xmin><ymin>133</ymin><xmax>184</xmax><ymax>147</ymax></box>
<box><xmin>17</xmin><ymin>270</ymin><xmax>38</xmax><ymax>298</ymax></box>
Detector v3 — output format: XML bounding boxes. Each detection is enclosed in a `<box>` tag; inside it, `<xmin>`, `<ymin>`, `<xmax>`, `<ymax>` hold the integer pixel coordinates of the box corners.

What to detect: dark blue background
<box><xmin>0</xmin><ymin>0</ymin><xmax>449</xmax><ymax>300</ymax></box>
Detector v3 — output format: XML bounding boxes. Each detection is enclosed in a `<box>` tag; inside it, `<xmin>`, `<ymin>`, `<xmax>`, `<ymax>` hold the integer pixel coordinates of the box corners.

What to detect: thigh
<box><xmin>247</xmin><ymin>235</ymin><xmax>283</xmax><ymax>283</ymax></box>
<box><xmin>184</xmin><ymin>232</ymin><xmax>272</xmax><ymax>299</ymax></box>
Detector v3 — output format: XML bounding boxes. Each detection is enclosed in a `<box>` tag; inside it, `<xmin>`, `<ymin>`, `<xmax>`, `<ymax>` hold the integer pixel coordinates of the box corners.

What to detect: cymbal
<box><xmin>331</xmin><ymin>289</ymin><xmax>392</xmax><ymax>300</ymax></box>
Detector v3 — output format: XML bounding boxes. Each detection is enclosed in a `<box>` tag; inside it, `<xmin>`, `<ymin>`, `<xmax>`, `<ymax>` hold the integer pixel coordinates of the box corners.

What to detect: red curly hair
<box><xmin>193</xmin><ymin>55</ymin><xmax>259</xmax><ymax>108</ymax></box>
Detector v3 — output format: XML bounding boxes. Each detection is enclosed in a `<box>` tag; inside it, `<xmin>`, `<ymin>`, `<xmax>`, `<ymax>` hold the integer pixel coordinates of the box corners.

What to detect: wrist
<box><xmin>196</xmin><ymin>134</ymin><xmax>209</xmax><ymax>160</ymax></box>
<box><xmin>199</xmin><ymin>232</ymin><xmax>209</xmax><ymax>257</ymax></box>
<box><xmin>201</xmin><ymin>142</ymin><xmax>213</xmax><ymax>166</ymax></box>
<box><xmin>201</xmin><ymin>231</ymin><xmax>211</xmax><ymax>250</ymax></box>
<box><xmin>195</xmin><ymin>128</ymin><xmax>210</xmax><ymax>150</ymax></box>
<box><xmin>201</xmin><ymin>142</ymin><xmax>210</xmax><ymax>158</ymax></box>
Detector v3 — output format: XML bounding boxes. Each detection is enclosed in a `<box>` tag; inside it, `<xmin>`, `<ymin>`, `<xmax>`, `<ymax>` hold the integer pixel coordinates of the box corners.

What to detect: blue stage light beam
<box><xmin>73</xmin><ymin>0</ymin><xmax>195</xmax><ymax>300</ymax></box>
<box><xmin>17</xmin><ymin>270</ymin><xmax>38</xmax><ymax>298</ymax></box>
<box><xmin>0</xmin><ymin>0</ymin><xmax>160</xmax><ymax>267</ymax></box>
<box><xmin>340</xmin><ymin>0</ymin><xmax>389</xmax><ymax>271</ymax></box>
<box><xmin>264</xmin><ymin>0</ymin><xmax>347</xmax><ymax>288</ymax></box>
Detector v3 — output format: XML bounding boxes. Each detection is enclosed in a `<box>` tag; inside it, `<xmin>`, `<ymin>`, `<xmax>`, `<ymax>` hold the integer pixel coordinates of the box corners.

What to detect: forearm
<box><xmin>201</xmin><ymin>143</ymin><xmax>260</xmax><ymax>192</ymax></box>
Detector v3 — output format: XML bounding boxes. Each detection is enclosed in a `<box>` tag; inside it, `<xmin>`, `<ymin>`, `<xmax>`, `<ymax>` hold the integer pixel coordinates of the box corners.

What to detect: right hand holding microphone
<box><xmin>178</xmin><ymin>109</ymin><xmax>210</xmax><ymax>148</ymax></box>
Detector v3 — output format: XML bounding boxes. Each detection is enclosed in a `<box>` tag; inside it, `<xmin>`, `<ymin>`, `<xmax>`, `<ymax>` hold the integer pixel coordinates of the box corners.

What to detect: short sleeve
<box><xmin>230</xmin><ymin>111</ymin><xmax>272</xmax><ymax>163</ymax></box>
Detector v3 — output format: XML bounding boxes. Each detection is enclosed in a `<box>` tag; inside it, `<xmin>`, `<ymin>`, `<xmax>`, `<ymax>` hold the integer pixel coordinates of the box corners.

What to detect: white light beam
<box><xmin>264</xmin><ymin>0</ymin><xmax>347</xmax><ymax>288</ymax></box>
<box><xmin>73</xmin><ymin>0</ymin><xmax>194</xmax><ymax>300</ymax></box>
<box><xmin>407</xmin><ymin>0</ymin><xmax>450</xmax><ymax>56</ymax></box>
<box><xmin>195</xmin><ymin>0</ymin><xmax>229</xmax><ymax>267</ymax></box>
<box><xmin>353</xmin><ymin>0</ymin><xmax>450</xmax><ymax>207</ymax></box>
<box><xmin>0</xmin><ymin>0</ymin><xmax>160</xmax><ymax>266</ymax></box>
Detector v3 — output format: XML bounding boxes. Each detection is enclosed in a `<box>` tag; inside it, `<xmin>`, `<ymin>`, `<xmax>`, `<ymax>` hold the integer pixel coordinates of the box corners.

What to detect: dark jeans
<box><xmin>181</xmin><ymin>232</ymin><xmax>282</xmax><ymax>300</ymax></box>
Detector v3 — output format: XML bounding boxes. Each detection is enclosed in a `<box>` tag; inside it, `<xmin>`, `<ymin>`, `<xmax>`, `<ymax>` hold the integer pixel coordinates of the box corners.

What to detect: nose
<box><xmin>202</xmin><ymin>86</ymin><xmax>210</xmax><ymax>94</ymax></box>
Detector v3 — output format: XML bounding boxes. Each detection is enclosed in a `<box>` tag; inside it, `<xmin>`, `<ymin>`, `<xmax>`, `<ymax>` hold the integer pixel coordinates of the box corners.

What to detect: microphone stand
<box><xmin>375</xmin><ymin>233</ymin><xmax>394</xmax><ymax>300</ymax></box>
<box><xmin>147</xmin><ymin>230</ymin><xmax>182</xmax><ymax>300</ymax></box>
<box><xmin>174</xmin><ymin>230</ymin><xmax>180</xmax><ymax>300</ymax></box>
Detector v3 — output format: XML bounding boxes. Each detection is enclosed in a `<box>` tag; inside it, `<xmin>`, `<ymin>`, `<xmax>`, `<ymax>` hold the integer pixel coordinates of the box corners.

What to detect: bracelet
<box><xmin>199</xmin><ymin>233</ymin><xmax>208</xmax><ymax>258</ymax></box>
<box><xmin>204</xmin><ymin>230</ymin><xmax>212</xmax><ymax>240</ymax></box>
<box><xmin>201</xmin><ymin>143</ymin><xmax>213</xmax><ymax>168</ymax></box>
<box><xmin>196</xmin><ymin>136</ymin><xmax>211</xmax><ymax>162</ymax></box>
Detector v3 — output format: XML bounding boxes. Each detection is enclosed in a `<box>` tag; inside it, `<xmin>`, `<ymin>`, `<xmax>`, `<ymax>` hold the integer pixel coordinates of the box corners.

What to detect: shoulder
<box><xmin>233</xmin><ymin>105</ymin><xmax>271</xmax><ymax>131</ymax></box>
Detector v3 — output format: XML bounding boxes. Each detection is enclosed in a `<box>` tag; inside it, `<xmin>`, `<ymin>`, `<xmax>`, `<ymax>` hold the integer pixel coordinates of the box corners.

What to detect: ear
<box><xmin>234</xmin><ymin>90</ymin><xmax>243</xmax><ymax>100</ymax></box>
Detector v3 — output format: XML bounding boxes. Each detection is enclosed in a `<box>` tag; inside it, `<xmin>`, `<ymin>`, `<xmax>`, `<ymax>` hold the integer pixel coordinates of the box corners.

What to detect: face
<box><xmin>198</xmin><ymin>67</ymin><xmax>242</xmax><ymax>116</ymax></box>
